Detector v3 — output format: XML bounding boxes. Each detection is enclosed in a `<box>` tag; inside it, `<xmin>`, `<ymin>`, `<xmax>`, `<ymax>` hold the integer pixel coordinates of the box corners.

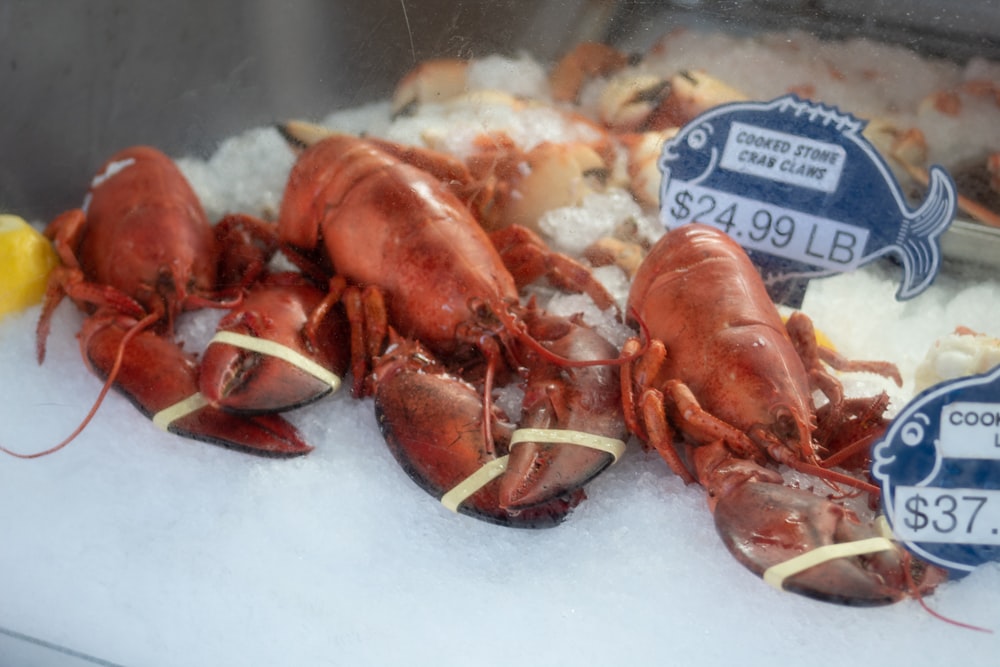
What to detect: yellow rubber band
<box><xmin>210</xmin><ymin>331</ymin><xmax>342</xmax><ymax>392</ymax></box>
<box><xmin>509</xmin><ymin>428</ymin><xmax>626</xmax><ymax>463</ymax></box>
<box><xmin>152</xmin><ymin>392</ymin><xmax>210</xmax><ymax>431</ymax></box>
<box><xmin>439</xmin><ymin>429</ymin><xmax>625</xmax><ymax>513</ymax></box>
<box><xmin>440</xmin><ymin>455</ymin><xmax>509</xmax><ymax>513</ymax></box>
<box><xmin>763</xmin><ymin>516</ymin><xmax>896</xmax><ymax>591</ymax></box>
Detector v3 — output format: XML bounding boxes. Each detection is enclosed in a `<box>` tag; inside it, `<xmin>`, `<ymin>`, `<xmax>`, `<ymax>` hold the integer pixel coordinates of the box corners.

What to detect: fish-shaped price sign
<box><xmin>658</xmin><ymin>95</ymin><xmax>957</xmax><ymax>306</ymax></box>
<box><xmin>874</xmin><ymin>367</ymin><xmax>1000</xmax><ymax>576</ymax></box>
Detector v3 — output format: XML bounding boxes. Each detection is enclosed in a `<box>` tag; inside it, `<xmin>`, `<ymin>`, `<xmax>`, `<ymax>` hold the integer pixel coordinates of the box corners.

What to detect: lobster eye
<box><xmin>468</xmin><ymin>297</ymin><xmax>490</xmax><ymax>319</ymax></box>
<box><xmin>772</xmin><ymin>405</ymin><xmax>810</xmax><ymax>444</ymax></box>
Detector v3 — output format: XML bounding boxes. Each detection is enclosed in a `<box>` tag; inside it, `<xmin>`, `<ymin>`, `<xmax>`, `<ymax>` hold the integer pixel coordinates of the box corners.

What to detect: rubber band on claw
<box><xmin>152</xmin><ymin>393</ymin><xmax>211</xmax><ymax>430</ymax></box>
<box><xmin>763</xmin><ymin>517</ymin><xmax>896</xmax><ymax>591</ymax></box>
<box><xmin>509</xmin><ymin>427</ymin><xmax>626</xmax><ymax>462</ymax></box>
<box><xmin>439</xmin><ymin>428</ymin><xmax>626</xmax><ymax>512</ymax></box>
<box><xmin>210</xmin><ymin>330</ymin><xmax>343</xmax><ymax>392</ymax></box>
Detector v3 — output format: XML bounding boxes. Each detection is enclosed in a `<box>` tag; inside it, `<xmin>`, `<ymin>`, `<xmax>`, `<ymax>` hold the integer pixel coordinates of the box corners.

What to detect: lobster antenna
<box><xmin>781</xmin><ymin>457</ymin><xmax>881</xmax><ymax>497</ymax></box>
<box><xmin>0</xmin><ymin>311</ymin><xmax>160</xmax><ymax>459</ymax></box>
<box><xmin>818</xmin><ymin>431</ymin><xmax>881</xmax><ymax>470</ymax></box>
<box><xmin>902</xmin><ymin>553</ymin><xmax>992</xmax><ymax>633</ymax></box>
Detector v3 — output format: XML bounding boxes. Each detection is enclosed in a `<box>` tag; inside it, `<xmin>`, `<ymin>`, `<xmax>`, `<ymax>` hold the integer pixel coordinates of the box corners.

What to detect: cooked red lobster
<box><xmin>621</xmin><ymin>223</ymin><xmax>945</xmax><ymax>605</ymax></box>
<box><xmin>275</xmin><ymin>129</ymin><xmax>627</xmax><ymax>525</ymax></box>
<box><xmin>3</xmin><ymin>147</ymin><xmax>335</xmax><ymax>458</ymax></box>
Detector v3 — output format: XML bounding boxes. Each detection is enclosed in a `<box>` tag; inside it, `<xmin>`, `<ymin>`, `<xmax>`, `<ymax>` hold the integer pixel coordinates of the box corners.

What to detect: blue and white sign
<box><xmin>873</xmin><ymin>367</ymin><xmax>1000</xmax><ymax>576</ymax></box>
<box><xmin>658</xmin><ymin>95</ymin><xmax>957</xmax><ymax>303</ymax></box>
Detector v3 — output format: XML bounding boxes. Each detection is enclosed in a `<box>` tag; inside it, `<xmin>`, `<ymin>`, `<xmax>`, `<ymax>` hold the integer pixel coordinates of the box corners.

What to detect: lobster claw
<box><xmin>373</xmin><ymin>338</ymin><xmax>583</xmax><ymax>528</ymax></box>
<box><xmin>498</xmin><ymin>311</ymin><xmax>626</xmax><ymax>511</ymax></box>
<box><xmin>83</xmin><ymin>313</ymin><xmax>313</xmax><ymax>456</ymax></box>
<box><xmin>693</xmin><ymin>445</ymin><xmax>947</xmax><ymax>606</ymax></box>
<box><xmin>499</xmin><ymin>432</ymin><xmax>615</xmax><ymax>511</ymax></box>
<box><xmin>199</xmin><ymin>274</ymin><xmax>350</xmax><ymax>414</ymax></box>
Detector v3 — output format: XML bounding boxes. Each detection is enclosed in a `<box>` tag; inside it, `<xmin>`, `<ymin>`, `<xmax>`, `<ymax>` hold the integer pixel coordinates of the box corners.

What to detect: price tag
<box><xmin>657</xmin><ymin>95</ymin><xmax>957</xmax><ymax>306</ymax></box>
<box><xmin>873</xmin><ymin>366</ymin><xmax>1000</xmax><ymax>576</ymax></box>
<box><xmin>662</xmin><ymin>182</ymin><xmax>870</xmax><ymax>273</ymax></box>
<box><xmin>893</xmin><ymin>487</ymin><xmax>1000</xmax><ymax>545</ymax></box>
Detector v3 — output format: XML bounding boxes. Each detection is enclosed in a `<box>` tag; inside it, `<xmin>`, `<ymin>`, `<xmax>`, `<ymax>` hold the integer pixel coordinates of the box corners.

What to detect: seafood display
<box><xmin>4</xmin><ymin>30</ymin><xmax>1000</xmax><ymax>626</ymax></box>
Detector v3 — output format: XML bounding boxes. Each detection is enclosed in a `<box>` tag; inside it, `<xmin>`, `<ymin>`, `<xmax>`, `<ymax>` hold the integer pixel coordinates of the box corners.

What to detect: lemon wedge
<box><xmin>0</xmin><ymin>215</ymin><xmax>59</xmax><ymax>319</ymax></box>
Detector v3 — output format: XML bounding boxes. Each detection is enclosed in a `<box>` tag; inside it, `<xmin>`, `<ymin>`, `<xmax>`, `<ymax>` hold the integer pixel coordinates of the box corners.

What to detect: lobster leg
<box><xmin>783</xmin><ymin>311</ymin><xmax>900</xmax><ymax>473</ymax></box>
<box><xmin>337</xmin><ymin>281</ymin><xmax>390</xmax><ymax>398</ymax></box>
<box><xmin>786</xmin><ymin>311</ymin><xmax>902</xmax><ymax>397</ymax></box>
<box><xmin>621</xmin><ymin>336</ymin><xmax>760</xmax><ymax>483</ymax></box>
<box><xmin>212</xmin><ymin>213</ymin><xmax>282</xmax><ymax>289</ymax></box>
<box><xmin>36</xmin><ymin>209</ymin><xmax>149</xmax><ymax>362</ymax></box>
<box><xmin>36</xmin><ymin>210</ymin><xmax>92</xmax><ymax>358</ymax></box>
<box><xmin>490</xmin><ymin>224</ymin><xmax>619</xmax><ymax>314</ymax></box>
<box><xmin>36</xmin><ymin>264</ymin><xmax>149</xmax><ymax>363</ymax></box>
<box><xmin>84</xmin><ymin>313</ymin><xmax>313</xmax><ymax>456</ymax></box>
<box><xmin>644</xmin><ymin>372</ymin><xmax>876</xmax><ymax>490</ymax></box>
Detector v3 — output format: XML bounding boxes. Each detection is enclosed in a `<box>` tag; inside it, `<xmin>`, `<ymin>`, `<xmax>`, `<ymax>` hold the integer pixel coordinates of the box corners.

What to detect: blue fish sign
<box><xmin>658</xmin><ymin>95</ymin><xmax>957</xmax><ymax>305</ymax></box>
<box><xmin>873</xmin><ymin>366</ymin><xmax>1000</xmax><ymax>576</ymax></box>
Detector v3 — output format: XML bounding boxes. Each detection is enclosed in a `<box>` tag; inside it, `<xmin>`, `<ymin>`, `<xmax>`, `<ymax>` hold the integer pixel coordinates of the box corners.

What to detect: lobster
<box><xmin>621</xmin><ymin>223</ymin><xmax>946</xmax><ymax>605</ymax></box>
<box><xmin>275</xmin><ymin>130</ymin><xmax>628</xmax><ymax>525</ymax></box>
<box><xmin>3</xmin><ymin>146</ymin><xmax>324</xmax><ymax>458</ymax></box>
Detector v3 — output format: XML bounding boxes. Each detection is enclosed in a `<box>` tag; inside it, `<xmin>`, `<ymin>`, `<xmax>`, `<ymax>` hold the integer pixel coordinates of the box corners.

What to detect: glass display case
<box><xmin>1</xmin><ymin>2</ymin><xmax>998</xmax><ymax>665</ymax></box>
